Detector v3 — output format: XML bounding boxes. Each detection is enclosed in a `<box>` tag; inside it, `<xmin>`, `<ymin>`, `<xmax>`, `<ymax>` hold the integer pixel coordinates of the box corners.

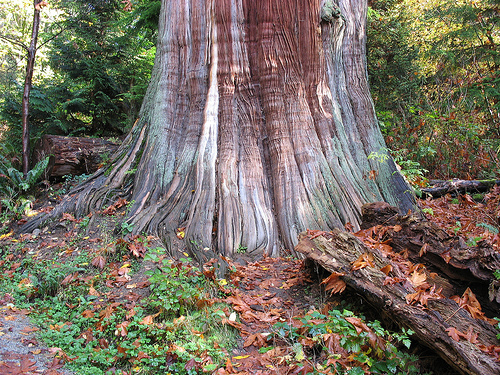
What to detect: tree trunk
<box><xmin>24</xmin><ymin>0</ymin><xmax>417</xmax><ymax>261</ymax></box>
<box><xmin>21</xmin><ymin>0</ymin><xmax>43</xmax><ymax>176</ymax></box>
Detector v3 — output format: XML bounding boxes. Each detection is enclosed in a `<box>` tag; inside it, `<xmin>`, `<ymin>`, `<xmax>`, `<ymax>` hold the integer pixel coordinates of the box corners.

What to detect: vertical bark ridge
<box><xmin>184</xmin><ymin>2</ymin><xmax>219</xmax><ymax>259</ymax></box>
<box><xmin>216</xmin><ymin>0</ymin><xmax>279</xmax><ymax>256</ymax></box>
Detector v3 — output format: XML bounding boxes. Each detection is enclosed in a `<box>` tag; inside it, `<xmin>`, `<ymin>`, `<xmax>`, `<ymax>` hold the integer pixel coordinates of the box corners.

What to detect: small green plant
<box><xmin>453</xmin><ymin>221</ymin><xmax>462</xmax><ymax>235</ymax></box>
<box><xmin>0</xmin><ymin>156</ymin><xmax>50</xmax><ymax>194</ymax></box>
<box><xmin>145</xmin><ymin>250</ymin><xmax>206</xmax><ymax>316</ymax></box>
<box><xmin>476</xmin><ymin>222</ymin><xmax>499</xmax><ymax>234</ymax></box>
<box><xmin>236</xmin><ymin>244</ymin><xmax>247</xmax><ymax>254</ymax></box>
<box><xmin>0</xmin><ymin>239</ymin><xmax>237</xmax><ymax>375</ymax></box>
<box><xmin>466</xmin><ymin>236</ymin><xmax>483</xmax><ymax>247</ymax></box>
<box><xmin>368</xmin><ymin>148</ymin><xmax>391</xmax><ymax>164</ymax></box>
<box><xmin>391</xmin><ymin>149</ymin><xmax>429</xmax><ymax>186</ymax></box>
<box><xmin>472</xmin><ymin>193</ymin><xmax>484</xmax><ymax>201</ymax></box>
<box><xmin>271</xmin><ymin>309</ymin><xmax>419</xmax><ymax>374</ymax></box>
<box><xmin>0</xmin><ymin>156</ymin><xmax>50</xmax><ymax>223</ymax></box>
<box><xmin>120</xmin><ymin>221</ymin><xmax>134</xmax><ymax>235</ymax></box>
<box><xmin>368</xmin><ymin>147</ymin><xmax>428</xmax><ymax>187</ymax></box>
<box><xmin>493</xmin><ymin>270</ymin><xmax>500</xmax><ymax>280</ymax></box>
<box><xmin>421</xmin><ymin>208</ymin><xmax>434</xmax><ymax>216</ymax></box>
<box><xmin>78</xmin><ymin>215</ymin><xmax>91</xmax><ymax>230</ymax></box>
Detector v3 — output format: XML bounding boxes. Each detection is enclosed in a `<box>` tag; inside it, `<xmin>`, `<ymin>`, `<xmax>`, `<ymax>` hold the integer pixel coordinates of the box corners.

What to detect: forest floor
<box><xmin>0</xmin><ymin>182</ymin><xmax>499</xmax><ymax>374</ymax></box>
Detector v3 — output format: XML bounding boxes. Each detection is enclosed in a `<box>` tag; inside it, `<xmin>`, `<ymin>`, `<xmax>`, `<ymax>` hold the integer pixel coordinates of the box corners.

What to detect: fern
<box><xmin>25</xmin><ymin>156</ymin><xmax>50</xmax><ymax>190</ymax></box>
<box><xmin>4</xmin><ymin>156</ymin><xmax>50</xmax><ymax>193</ymax></box>
<box><xmin>476</xmin><ymin>222</ymin><xmax>499</xmax><ymax>235</ymax></box>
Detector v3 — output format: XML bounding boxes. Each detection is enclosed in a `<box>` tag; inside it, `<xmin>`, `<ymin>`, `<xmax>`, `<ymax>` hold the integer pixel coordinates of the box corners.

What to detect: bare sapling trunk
<box><xmin>21</xmin><ymin>0</ymin><xmax>45</xmax><ymax>176</ymax></box>
<box><xmin>24</xmin><ymin>0</ymin><xmax>417</xmax><ymax>262</ymax></box>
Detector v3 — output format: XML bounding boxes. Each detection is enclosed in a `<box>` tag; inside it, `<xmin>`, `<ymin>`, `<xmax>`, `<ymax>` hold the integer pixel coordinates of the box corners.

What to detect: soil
<box><xmin>0</xmin><ymin>302</ymin><xmax>73</xmax><ymax>375</ymax></box>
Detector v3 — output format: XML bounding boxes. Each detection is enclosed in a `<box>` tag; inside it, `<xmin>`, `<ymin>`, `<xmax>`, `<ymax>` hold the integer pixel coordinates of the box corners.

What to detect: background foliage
<box><xmin>0</xmin><ymin>0</ymin><xmax>156</xmax><ymax>161</ymax></box>
<box><xmin>367</xmin><ymin>0</ymin><xmax>500</xmax><ymax>180</ymax></box>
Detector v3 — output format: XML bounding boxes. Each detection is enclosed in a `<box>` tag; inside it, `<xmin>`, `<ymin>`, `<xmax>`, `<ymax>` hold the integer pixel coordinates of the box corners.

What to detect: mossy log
<box><xmin>295</xmin><ymin>228</ymin><xmax>500</xmax><ymax>375</ymax></box>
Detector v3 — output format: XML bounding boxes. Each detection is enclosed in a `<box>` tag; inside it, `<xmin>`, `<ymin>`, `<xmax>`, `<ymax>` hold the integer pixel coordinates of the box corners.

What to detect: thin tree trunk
<box><xmin>21</xmin><ymin>0</ymin><xmax>43</xmax><ymax>176</ymax></box>
<box><xmin>24</xmin><ymin>0</ymin><xmax>417</xmax><ymax>261</ymax></box>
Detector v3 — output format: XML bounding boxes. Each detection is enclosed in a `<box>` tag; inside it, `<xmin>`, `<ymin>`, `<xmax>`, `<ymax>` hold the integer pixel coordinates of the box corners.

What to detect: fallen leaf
<box><xmin>446</xmin><ymin>327</ymin><xmax>462</xmax><ymax>342</ymax></box>
<box><xmin>351</xmin><ymin>253</ymin><xmax>374</xmax><ymax>271</ymax></box>
<box><xmin>463</xmin><ymin>326</ymin><xmax>478</xmax><ymax>344</ymax></box>
<box><xmin>321</xmin><ymin>272</ymin><xmax>346</xmax><ymax>295</ymax></box>
<box><xmin>21</xmin><ymin>326</ymin><xmax>39</xmax><ymax>333</ymax></box>
<box><xmin>81</xmin><ymin>310</ymin><xmax>94</xmax><ymax>318</ymax></box>
<box><xmin>380</xmin><ymin>264</ymin><xmax>393</xmax><ymax>275</ymax></box>
<box><xmin>419</xmin><ymin>243</ymin><xmax>428</xmax><ymax>257</ymax></box>
<box><xmin>92</xmin><ymin>256</ymin><xmax>106</xmax><ymax>269</ymax></box>
<box><xmin>232</xmin><ymin>355</ymin><xmax>250</xmax><ymax>360</ymax></box>
<box><xmin>19</xmin><ymin>356</ymin><xmax>37</xmax><ymax>373</ymax></box>
<box><xmin>140</xmin><ymin>315</ymin><xmax>154</xmax><ymax>325</ymax></box>
<box><xmin>115</xmin><ymin>321</ymin><xmax>129</xmax><ymax>337</ymax></box>
<box><xmin>244</xmin><ymin>333</ymin><xmax>267</xmax><ymax>348</ymax></box>
<box><xmin>408</xmin><ymin>270</ymin><xmax>427</xmax><ymax>288</ymax></box>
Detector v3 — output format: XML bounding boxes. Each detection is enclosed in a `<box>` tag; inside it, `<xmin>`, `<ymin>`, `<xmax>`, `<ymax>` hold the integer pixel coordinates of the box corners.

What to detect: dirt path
<box><xmin>0</xmin><ymin>297</ymin><xmax>72</xmax><ymax>375</ymax></box>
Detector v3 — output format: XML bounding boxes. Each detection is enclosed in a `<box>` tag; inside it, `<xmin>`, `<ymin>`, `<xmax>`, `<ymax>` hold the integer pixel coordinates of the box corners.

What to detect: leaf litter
<box><xmin>0</xmin><ymin>186</ymin><xmax>499</xmax><ymax>373</ymax></box>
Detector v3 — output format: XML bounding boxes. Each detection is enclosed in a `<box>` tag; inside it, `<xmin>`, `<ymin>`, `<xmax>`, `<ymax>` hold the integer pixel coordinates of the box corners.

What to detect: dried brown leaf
<box><xmin>408</xmin><ymin>270</ymin><xmax>427</xmax><ymax>288</ymax></box>
<box><xmin>321</xmin><ymin>272</ymin><xmax>346</xmax><ymax>295</ymax></box>
<box><xmin>92</xmin><ymin>255</ymin><xmax>106</xmax><ymax>269</ymax></box>
<box><xmin>380</xmin><ymin>264</ymin><xmax>393</xmax><ymax>275</ymax></box>
<box><xmin>351</xmin><ymin>253</ymin><xmax>375</xmax><ymax>271</ymax></box>
<box><xmin>445</xmin><ymin>327</ymin><xmax>462</xmax><ymax>342</ymax></box>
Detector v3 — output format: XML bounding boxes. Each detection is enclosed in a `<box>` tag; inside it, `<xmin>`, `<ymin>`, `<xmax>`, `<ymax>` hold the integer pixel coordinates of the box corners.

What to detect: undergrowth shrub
<box><xmin>0</xmin><ymin>242</ymin><xmax>238</xmax><ymax>375</ymax></box>
<box><xmin>272</xmin><ymin>309</ymin><xmax>419</xmax><ymax>374</ymax></box>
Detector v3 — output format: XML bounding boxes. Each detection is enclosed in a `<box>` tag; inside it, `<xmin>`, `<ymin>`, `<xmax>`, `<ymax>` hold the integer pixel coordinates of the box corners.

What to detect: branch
<box><xmin>0</xmin><ymin>34</ymin><xmax>28</xmax><ymax>51</ymax></box>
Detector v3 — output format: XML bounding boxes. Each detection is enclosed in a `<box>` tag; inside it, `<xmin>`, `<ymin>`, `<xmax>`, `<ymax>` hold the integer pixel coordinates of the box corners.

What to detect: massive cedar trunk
<box><xmin>26</xmin><ymin>0</ymin><xmax>416</xmax><ymax>261</ymax></box>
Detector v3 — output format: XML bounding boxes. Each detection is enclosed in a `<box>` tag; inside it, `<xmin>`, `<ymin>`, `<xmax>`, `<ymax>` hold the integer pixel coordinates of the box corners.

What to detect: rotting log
<box><xmin>295</xmin><ymin>229</ymin><xmax>500</xmax><ymax>375</ymax></box>
<box><xmin>360</xmin><ymin>202</ymin><xmax>500</xmax><ymax>283</ymax></box>
<box><xmin>360</xmin><ymin>201</ymin><xmax>500</xmax><ymax>318</ymax></box>
<box><xmin>33</xmin><ymin>135</ymin><xmax>120</xmax><ymax>178</ymax></box>
<box><xmin>422</xmin><ymin>179</ymin><xmax>500</xmax><ymax>198</ymax></box>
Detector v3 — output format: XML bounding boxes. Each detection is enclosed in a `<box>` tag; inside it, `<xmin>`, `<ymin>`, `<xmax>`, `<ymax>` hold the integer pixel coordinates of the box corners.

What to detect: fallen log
<box><xmin>422</xmin><ymin>179</ymin><xmax>500</xmax><ymax>198</ymax></box>
<box><xmin>360</xmin><ymin>202</ymin><xmax>500</xmax><ymax>283</ymax></box>
<box><xmin>296</xmin><ymin>229</ymin><xmax>500</xmax><ymax>375</ymax></box>
<box><xmin>33</xmin><ymin>135</ymin><xmax>120</xmax><ymax>178</ymax></box>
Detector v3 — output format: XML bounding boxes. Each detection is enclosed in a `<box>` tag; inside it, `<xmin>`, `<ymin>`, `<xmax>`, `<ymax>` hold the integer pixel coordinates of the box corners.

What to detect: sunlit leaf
<box><xmin>351</xmin><ymin>252</ymin><xmax>375</xmax><ymax>271</ymax></box>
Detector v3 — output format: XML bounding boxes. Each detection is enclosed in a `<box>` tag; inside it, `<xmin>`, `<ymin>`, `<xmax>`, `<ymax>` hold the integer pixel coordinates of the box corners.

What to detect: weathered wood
<box><xmin>360</xmin><ymin>202</ymin><xmax>500</xmax><ymax>283</ymax></box>
<box><xmin>422</xmin><ymin>179</ymin><xmax>500</xmax><ymax>198</ymax></box>
<box><xmin>296</xmin><ymin>230</ymin><xmax>500</xmax><ymax>375</ymax></box>
<box><xmin>33</xmin><ymin>135</ymin><xmax>119</xmax><ymax>177</ymax></box>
